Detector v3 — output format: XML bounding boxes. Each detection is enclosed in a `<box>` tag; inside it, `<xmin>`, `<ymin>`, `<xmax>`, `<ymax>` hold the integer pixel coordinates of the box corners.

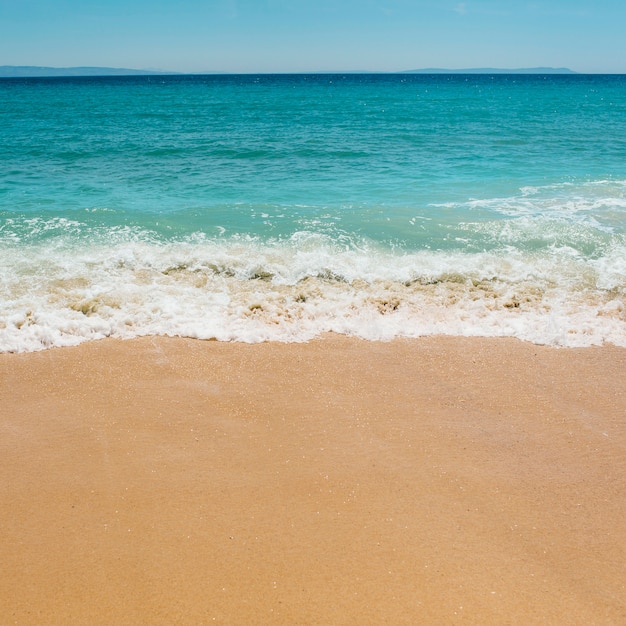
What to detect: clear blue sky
<box><xmin>1</xmin><ymin>1</ymin><xmax>625</xmax><ymax>73</ymax></box>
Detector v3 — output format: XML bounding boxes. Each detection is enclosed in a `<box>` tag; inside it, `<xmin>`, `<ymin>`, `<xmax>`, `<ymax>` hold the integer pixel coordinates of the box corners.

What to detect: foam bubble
<box><xmin>1</xmin><ymin>231</ymin><xmax>624</xmax><ymax>352</ymax></box>
<box><xmin>437</xmin><ymin>178</ymin><xmax>626</xmax><ymax>233</ymax></box>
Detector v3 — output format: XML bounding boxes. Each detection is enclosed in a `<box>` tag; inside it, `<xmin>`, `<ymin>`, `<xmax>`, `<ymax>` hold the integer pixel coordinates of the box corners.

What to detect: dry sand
<box><xmin>1</xmin><ymin>335</ymin><xmax>625</xmax><ymax>625</ymax></box>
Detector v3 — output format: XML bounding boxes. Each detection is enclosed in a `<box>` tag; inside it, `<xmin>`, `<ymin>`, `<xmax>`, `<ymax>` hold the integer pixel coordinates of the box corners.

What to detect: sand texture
<box><xmin>1</xmin><ymin>335</ymin><xmax>625</xmax><ymax>624</ymax></box>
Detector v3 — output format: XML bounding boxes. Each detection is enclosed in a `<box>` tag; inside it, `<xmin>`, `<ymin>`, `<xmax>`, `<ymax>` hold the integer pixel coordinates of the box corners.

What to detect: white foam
<box><xmin>1</xmin><ymin>232</ymin><xmax>625</xmax><ymax>352</ymax></box>
<box><xmin>438</xmin><ymin>178</ymin><xmax>626</xmax><ymax>232</ymax></box>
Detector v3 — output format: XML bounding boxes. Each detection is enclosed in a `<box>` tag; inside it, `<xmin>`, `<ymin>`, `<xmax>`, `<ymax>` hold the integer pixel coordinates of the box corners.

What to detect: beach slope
<box><xmin>1</xmin><ymin>336</ymin><xmax>625</xmax><ymax>624</ymax></box>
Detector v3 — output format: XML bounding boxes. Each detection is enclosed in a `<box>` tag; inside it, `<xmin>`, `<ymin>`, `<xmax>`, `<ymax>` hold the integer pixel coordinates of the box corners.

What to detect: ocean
<box><xmin>1</xmin><ymin>73</ymin><xmax>625</xmax><ymax>352</ymax></box>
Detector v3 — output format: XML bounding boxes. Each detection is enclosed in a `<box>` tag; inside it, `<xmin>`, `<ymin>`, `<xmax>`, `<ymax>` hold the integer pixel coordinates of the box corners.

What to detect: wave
<box><xmin>1</xmin><ymin>228</ymin><xmax>624</xmax><ymax>352</ymax></box>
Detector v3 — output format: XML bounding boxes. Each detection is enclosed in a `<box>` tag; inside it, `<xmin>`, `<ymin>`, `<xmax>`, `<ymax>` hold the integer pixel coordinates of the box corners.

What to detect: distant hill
<box><xmin>404</xmin><ymin>67</ymin><xmax>577</xmax><ymax>74</ymax></box>
<box><xmin>0</xmin><ymin>66</ymin><xmax>179</xmax><ymax>77</ymax></box>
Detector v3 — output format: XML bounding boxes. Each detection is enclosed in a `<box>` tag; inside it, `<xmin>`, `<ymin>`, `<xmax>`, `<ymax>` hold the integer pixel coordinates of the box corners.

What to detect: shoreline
<box><xmin>1</xmin><ymin>335</ymin><xmax>625</xmax><ymax>624</ymax></box>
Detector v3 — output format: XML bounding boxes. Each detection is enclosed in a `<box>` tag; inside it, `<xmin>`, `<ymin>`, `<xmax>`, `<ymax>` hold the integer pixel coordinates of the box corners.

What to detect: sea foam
<box><xmin>1</xmin><ymin>229</ymin><xmax>624</xmax><ymax>352</ymax></box>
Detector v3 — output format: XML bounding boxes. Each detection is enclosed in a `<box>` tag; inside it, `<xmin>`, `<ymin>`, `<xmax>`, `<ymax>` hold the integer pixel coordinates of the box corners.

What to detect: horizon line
<box><xmin>2</xmin><ymin>64</ymin><xmax>626</xmax><ymax>78</ymax></box>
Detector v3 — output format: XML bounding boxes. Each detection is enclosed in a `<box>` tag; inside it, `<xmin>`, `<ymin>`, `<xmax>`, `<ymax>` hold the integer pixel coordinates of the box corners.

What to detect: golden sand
<box><xmin>1</xmin><ymin>335</ymin><xmax>624</xmax><ymax>624</ymax></box>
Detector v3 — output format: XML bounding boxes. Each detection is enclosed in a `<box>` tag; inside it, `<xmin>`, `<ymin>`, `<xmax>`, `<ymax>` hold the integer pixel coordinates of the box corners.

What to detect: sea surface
<box><xmin>1</xmin><ymin>73</ymin><xmax>625</xmax><ymax>352</ymax></box>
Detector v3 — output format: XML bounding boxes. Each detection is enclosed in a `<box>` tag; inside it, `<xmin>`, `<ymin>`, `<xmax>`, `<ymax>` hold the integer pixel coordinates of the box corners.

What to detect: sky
<box><xmin>1</xmin><ymin>0</ymin><xmax>625</xmax><ymax>74</ymax></box>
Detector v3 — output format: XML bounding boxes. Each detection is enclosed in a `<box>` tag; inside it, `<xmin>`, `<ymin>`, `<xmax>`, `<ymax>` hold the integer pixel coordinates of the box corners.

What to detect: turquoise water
<box><xmin>1</xmin><ymin>74</ymin><xmax>625</xmax><ymax>351</ymax></box>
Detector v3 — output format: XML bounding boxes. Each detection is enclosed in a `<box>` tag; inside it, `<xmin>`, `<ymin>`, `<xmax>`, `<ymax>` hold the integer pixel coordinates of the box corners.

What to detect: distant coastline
<box><xmin>0</xmin><ymin>66</ymin><xmax>179</xmax><ymax>77</ymax></box>
<box><xmin>403</xmin><ymin>67</ymin><xmax>577</xmax><ymax>74</ymax></box>
<box><xmin>0</xmin><ymin>65</ymin><xmax>583</xmax><ymax>78</ymax></box>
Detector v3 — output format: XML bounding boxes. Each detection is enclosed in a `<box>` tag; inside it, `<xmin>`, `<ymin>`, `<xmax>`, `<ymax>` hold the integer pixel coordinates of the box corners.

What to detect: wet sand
<box><xmin>1</xmin><ymin>335</ymin><xmax>625</xmax><ymax>625</ymax></box>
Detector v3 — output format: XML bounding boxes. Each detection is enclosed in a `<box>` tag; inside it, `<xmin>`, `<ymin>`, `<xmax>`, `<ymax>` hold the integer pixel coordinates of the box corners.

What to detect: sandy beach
<box><xmin>1</xmin><ymin>335</ymin><xmax>624</xmax><ymax>624</ymax></box>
